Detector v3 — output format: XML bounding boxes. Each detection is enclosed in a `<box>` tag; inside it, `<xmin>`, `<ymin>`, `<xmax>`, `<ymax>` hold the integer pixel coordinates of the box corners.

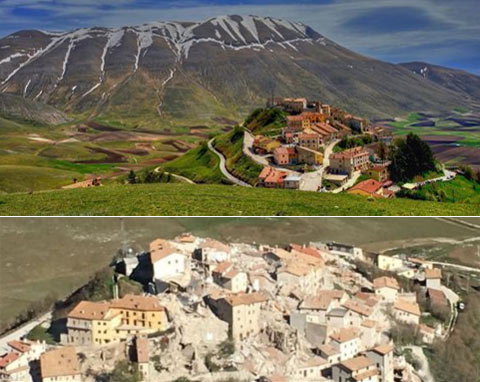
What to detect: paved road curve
<box><xmin>208</xmin><ymin>138</ymin><xmax>252</xmax><ymax>187</ymax></box>
<box><xmin>153</xmin><ymin>168</ymin><xmax>195</xmax><ymax>184</ymax></box>
<box><xmin>0</xmin><ymin>312</ymin><xmax>52</xmax><ymax>353</ymax></box>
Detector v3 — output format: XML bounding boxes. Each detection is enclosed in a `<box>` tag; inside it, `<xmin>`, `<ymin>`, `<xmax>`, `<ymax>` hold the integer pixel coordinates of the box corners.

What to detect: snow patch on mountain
<box><xmin>23</xmin><ymin>79</ymin><xmax>31</xmax><ymax>96</ymax></box>
<box><xmin>0</xmin><ymin>52</ymin><xmax>26</xmax><ymax>65</ymax></box>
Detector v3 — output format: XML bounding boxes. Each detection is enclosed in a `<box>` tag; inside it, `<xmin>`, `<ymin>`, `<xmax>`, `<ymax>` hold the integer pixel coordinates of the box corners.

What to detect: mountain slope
<box><xmin>400</xmin><ymin>62</ymin><xmax>480</xmax><ymax>103</ymax></box>
<box><xmin>0</xmin><ymin>15</ymin><xmax>476</xmax><ymax>127</ymax></box>
<box><xmin>0</xmin><ymin>93</ymin><xmax>68</xmax><ymax>126</ymax></box>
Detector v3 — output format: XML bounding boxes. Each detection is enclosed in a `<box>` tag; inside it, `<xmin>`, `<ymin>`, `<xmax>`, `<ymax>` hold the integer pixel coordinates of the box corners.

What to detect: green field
<box><xmin>0</xmin><ymin>165</ymin><xmax>83</xmax><ymax>193</ymax></box>
<box><xmin>160</xmin><ymin>143</ymin><xmax>225</xmax><ymax>183</ymax></box>
<box><xmin>389</xmin><ymin>112</ymin><xmax>480</xmax><ymax>148</ymax></box>
<box><xmin>0</xmin><ymin>183</ymin><xmax>478</xmax><ymax>216</ymax></box>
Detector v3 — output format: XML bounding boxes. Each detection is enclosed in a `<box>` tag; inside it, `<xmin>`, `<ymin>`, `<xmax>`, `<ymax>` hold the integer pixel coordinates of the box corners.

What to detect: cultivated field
<box><xmin>0</xmin><ymin>118</ymin><xmax>228</xmax><ymax>193</ymax></box>
<box><xmin>1</xmin><ymin>217</ymin><xmax>478</xmax><ymax>329</ymax></box>
<box><xmin>385</xmin><ymin>111</ymin><xmax>480</xmax><ymax>169</ymax></box>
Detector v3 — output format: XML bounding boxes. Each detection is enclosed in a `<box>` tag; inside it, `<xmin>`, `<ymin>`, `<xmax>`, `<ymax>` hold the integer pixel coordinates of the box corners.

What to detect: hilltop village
<box><xmin>248</xmin><ymin>97</ymin><xmax>453</xmax><ymax>196</ymax></box>
<box><xmin>0</xmin><ymin>234</ymin><xmax>460</xmax><ymax>382</ymax></box>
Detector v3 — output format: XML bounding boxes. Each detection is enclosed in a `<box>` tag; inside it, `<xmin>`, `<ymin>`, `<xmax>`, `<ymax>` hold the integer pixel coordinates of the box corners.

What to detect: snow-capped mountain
<box><xmin>0</xmin><ymin>15</ymin><xmax>476</xmax><ymax>123</ymax></box>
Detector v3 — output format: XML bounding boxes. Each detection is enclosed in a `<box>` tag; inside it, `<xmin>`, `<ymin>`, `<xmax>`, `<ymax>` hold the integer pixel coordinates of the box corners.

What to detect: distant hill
<box><xmin>400</xmin><ymin>62</ymin><xmax>480</xmax><ymax>103</ymax></box>
<box><xmin>0</xmin><ymin>93</ymin><xmax>69</xmax><ymax>126</ymax></box>
<box><xmin>0</xmin><ymin>15</ymin><xmax>478</xmax><ymax>128</ymax></box>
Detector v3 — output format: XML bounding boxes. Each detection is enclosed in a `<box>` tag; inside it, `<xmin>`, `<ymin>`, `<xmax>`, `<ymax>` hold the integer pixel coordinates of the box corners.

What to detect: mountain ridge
<box><xmin>0</xmin><ymin>15</ymin><xmax>477</xmax><ymax>126</ymax></box>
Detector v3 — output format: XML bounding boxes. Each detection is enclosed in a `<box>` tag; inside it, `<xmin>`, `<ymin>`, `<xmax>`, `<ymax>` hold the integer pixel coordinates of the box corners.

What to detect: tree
<box><xmin>388</xmin><ymin>133</ymin><xmax>436</xmax><ymax>182</ymax></box>
<box><xmin>127</xmin><ymin>170</ymin><xmax>137</xmax><ymax>185</ymax></box>
<box><xmin>376</xmin><ymin>141</ymin><xmax>388</xmax><ymax>161</ymax></box>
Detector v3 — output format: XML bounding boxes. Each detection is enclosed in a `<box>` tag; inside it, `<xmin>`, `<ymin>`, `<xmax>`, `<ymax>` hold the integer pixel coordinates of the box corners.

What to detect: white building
<box><xmin>393</xmin><ymin>299</ymin><xmax>421</xmax><ymax>325</ymax></box>
<box><xmin>150</xmin><ymin>238</ymin><xmax>189</xmax><ymax>289</ymax></box>
<box><xmin>425</xmin><ymin>268</ymin><xmax>442</xmax><ymax>289</ymax></box>
<box><xmin>195</xmin><ymin>238</ymin><xmax>232</xmax><ymax>263</ymax></box>
<box><xmin>373</xmin><ymin>277</ymin><xmax>400</xmax><ymax>303</ymax></box>
<box><xmin>0</xmin><ymin>340</ymin><xmax>47</xmax><ymax>382</ymax></box>
<box><xmin>329</xmin><ymin>327</ymin><xmax>361</xmax><ymax>361</ymax></box>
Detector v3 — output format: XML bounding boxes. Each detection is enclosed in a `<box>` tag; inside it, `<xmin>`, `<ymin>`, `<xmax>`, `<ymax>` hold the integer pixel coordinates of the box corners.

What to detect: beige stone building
<box><xmin>373</xmin><ymin>277</ymin><xmax>400</xmax><ymax>302</ymax></box>
<box><xmin>377</xmin><ymin>255</ymin><xmax>404</xmax><ymax>272</ymax></box>
<box><xmin>332</xmin><ymin>356</ymin><xmax>378</xmax><ymax>382</ymax></box>
<box><xmin>425</xmin><ymin>268</ymin><xmax>442</xmax><ymax>289</ymax></box>
<box><xmin>365</xmin><ymin>344</ymin><xmax>394</xmax><ymax>382</ymax></box>
<box><xmin>329</xmin><ymin>147</ymin><xmax>370</xmax><ymax>176</ymax></box>
<box><xmin>393</xmin><ymin>299</ymin><xmax>421</xmax><ymax>325</ymax></box>
<box><xmin>67</xmin><ymin>295</ymin><xmax>169</xmax><ymax>346</ymax></box>
<box><xmin>212</xmin><ymin>262</ymin><xmax>248</xmax><ymax>293</ymax></box>
<box><xmin>40</xmin><ymin>347</ymin><xmax>82</xmax><ymax>382</ymax></box>
<box><xmin>328</xmin><ymin>327</ymin><xmax>361</xmax><ymax>361</ymax></box>
<box><xmin>214</xmin><ymin>292</ymin><xmax>267</xmax><ymax>340</ymax></box>
<box><xmin>135</xmin><ymin>337</ymin><xmax>150</xmax><ymax>381</ymax></box>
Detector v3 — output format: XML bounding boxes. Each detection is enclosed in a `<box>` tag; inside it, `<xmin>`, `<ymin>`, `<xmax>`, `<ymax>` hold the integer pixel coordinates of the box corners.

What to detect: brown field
<box><xmin>430</xmin><ymin>144</ymin><xmax>480</xmax><ymax>168</ymax></box>
<box><xmin>1</xmin><ymin>217</ymin><xmax>479</xmax><ymax>329</ymax></box>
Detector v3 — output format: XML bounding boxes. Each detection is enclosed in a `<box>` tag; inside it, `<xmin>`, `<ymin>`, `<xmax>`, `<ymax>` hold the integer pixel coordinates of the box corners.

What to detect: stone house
<box><xmin>425</xmin><ymin>268</ymin><xmax>442</xmax><ymax>289</ymax></box>
<box><xmin>329</xmin><ymin>147</ymin><xmax>370</xmax><ymax>176</ymax></box>
<box><xmin>40</xmin><ymin>347</ymin><xmax>82</xmax><ymax>382</ymax></box>
<box><xmin>213</xmin><ymin>292</ymin><xmax>267</xmax><ymax>340</ymax></box>
<box><xmin>328</xmin><ymin>327</ymin><xmax>361</xmax><ymax>361</ymax></box>
<box><xmin>134</xmin><ymin>337</ymin><xmax>150</xmax><ymax>382</ymax></box>
<box><xmin>332</xmin><ymin>356</ymin><xmax>378</xmax><ymax>382</ymax></box>
<box><xmin>393</xmin><ymin>299</ymin><xmax>421</xmax><ymax>325</ymax></box>
<box><xmin>365</xmin><ymin>344</ymin><xmax>394</xmax><ymax>382</ymax></box>
<box><xmin>150</xmin><ymin>238</ymin><xmax>189</xmax><ymax>289</ymax></box>
<box><xmin>212</xmin><ymin>262</ymin><xmax>248</xmax><ymax>293</ymax></box>
<box><xmin>373</xmin><ymin>277</ymin><xmax>400</xmax><ymax>302</ymax></box>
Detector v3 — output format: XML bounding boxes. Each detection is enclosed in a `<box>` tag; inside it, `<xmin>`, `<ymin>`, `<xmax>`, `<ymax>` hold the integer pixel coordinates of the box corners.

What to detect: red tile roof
<box><xmin>373</xmin><ymin>276</ymin><xmax>400</xmax><ymax>290</ymax></box>
<box><xmin>330</xmin><ymin>147</ymin><xmax>369</xmax><ymax>160</ymax></box>
<box><xmin>0</xmin><ymin>352</ymin><xmax>19</xmax><ymax>368</ymax></box>
<box><xmin>7</xmin><ymin>340</ymin><xmax>31</xmax><ymax>353</ymax></box>
<box><xmin>135</xmin><ymin>337</ymin><xmax>149</xmax><ymax>364</ymax></box>
<box><xmin>349</xmin><ymin>179</ymin><xmax>383</xmax><ymax>195</ymax></box>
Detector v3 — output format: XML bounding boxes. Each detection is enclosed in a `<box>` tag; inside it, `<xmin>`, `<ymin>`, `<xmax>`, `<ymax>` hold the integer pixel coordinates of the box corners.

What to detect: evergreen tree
<box><xmin>388</xmin><ymin>133</ymin><xmax>436</xmax><ymax>182</ymax></box>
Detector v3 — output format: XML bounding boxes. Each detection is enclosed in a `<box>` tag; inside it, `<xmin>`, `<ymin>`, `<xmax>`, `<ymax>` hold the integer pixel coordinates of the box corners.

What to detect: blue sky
<box><xmin>0</xmin><ymin>0</ymin><xmax>478</xmax><ymax>74</ymax></box>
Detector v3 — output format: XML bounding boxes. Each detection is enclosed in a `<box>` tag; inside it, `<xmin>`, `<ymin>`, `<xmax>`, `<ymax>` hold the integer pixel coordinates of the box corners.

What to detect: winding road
<box><xmin>153</xmin><ymin>168</ymin><xmax>195</xmax><ymax>184</ymax></box>
<box><xmin>0</xmin><ymin>312</ymin><xmax>52</xmax><ymax>353</ymax></box>
<box><xmin>208</xmin><ymin>138</ymin><xmax>252</xmax><ymax>187</ymax></box>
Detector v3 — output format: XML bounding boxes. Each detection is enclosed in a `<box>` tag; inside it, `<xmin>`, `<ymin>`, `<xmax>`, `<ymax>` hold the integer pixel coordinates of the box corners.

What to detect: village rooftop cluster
<box><xmin>0</xmin><ymin>234</ymin><xmax>459</xmax><ymax>382</ymax></box>
<box><xmin>248</xmin><ymin>97</ymin><xmax>448</xmax><ymax>196</ymax></box>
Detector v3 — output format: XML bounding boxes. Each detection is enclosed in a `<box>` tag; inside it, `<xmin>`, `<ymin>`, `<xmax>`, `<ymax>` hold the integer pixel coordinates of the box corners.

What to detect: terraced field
<box><xmin>385</xmin><ymin>111</ymin><xmax>480</xmax><ymax>169</ymax></box>
<box><xmin>0</xmin><ymin>117</ymin><xmax>229</xmax><ymax>193</ymax></box>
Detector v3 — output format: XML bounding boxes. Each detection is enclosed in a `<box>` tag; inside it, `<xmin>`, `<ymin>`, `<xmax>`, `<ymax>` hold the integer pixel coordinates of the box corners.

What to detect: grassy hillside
<box><xmin>214</xmin><ymin>127</ymin><xmax>263</xmax><ymax>185</ymax></box>
<box><xmin>245</xmin><ymin>108</ymin><xmax>287</xmax><ymax>135</ymax></box>
<box><xmin>0</xmin><ymin>183</ymin><xmax>478</xmax><ymax>216</ymax></box>
<box><xmin>399</xmin><ymin>176</ymin><xmax>480</xmax><ymax>203</ymax></box>
<box><xmin>0</xmin><ymin>165</ymin><xmax>82</xmax><ymax>193</ymax></box>
<box><xmin>160</xmin><ymin>142</ymin><xmax>225</xmax><ymax>183</ymax></box>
